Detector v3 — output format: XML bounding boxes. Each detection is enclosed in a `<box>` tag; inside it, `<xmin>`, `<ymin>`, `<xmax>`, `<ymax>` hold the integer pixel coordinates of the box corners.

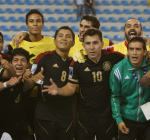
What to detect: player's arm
<box><xmin>0</xmin><ymin>76</ymin><xmax>22</xmax><ymax>91</ymax></box>
<box><xmin>12</xmin><ymin>31</ymin><xmax>28</xmax><ymax>47</ymax></box>
<box><xmin>110</xmin><ymin>66</ymin><xmax>129</xmax><ymax>134</ymax></box>
<box><xmin>140</xmin><ymin>70</ymin><xmax>150</xmax><ymax>87</ymax></box>
<box><xmin>24</xmin><ymin>67</ymin><xmax>44</xmax><ymax>91</ymax></box>
<box><xmin>42</xmin><ymin>78</ymin><xmax>77</xmax><ymax>96</ymax></box>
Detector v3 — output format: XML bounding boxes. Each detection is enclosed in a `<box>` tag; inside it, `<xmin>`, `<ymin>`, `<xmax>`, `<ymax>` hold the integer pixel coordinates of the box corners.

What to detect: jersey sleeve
<box><xmin>68</xmin><ymin>60</ymin><xmax>80</xmax><ymax>84</ymax></box>
<box><xmin>109</xmin><ymin>65</ymin><xmax>123</xmax><ymax>125</ymax></box>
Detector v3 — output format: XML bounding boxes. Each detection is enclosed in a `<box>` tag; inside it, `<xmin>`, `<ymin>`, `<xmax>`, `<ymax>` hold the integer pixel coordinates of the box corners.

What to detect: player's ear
<box><xmin>54</xmin><ymin>38</ymin><xmax>56</xmax><ymax>45</ymax></box>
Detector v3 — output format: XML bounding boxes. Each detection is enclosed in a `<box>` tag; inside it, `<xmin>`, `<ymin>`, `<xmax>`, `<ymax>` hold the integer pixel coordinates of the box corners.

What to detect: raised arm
<box><xmin>42</xmin><ymin>78</ymin><xmax>77</xmax><ymax>96</ymax></box>
<box><xmin>0</xmin><ymin>76</ymin><xmax>22</xmax><ymax>91</ymax></box>
<box><xmin>140</xmin><ymin>70</ymin><xmax>150</xmax><ymax>87</ymax></box>
<box><xmin>24</xmin><ymin>67</ymin><xmax>44</xmax><ymax>91</ymax></box>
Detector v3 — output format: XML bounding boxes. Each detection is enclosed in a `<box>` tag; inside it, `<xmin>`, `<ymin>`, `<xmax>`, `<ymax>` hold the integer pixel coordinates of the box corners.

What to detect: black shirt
<box><xmin>68</xmin><ymin>50</ymin><xmax>124</xmax><ymax>117</ymax></box>
<box><xmin>34</xmin><ymin>51</ymin><xmax>73</xmax><ymax>121</ymax></box>
<box><xmin>0</xmin><ymin>67</ymin><xmax>29</xmax><ymax>124</ymax></box>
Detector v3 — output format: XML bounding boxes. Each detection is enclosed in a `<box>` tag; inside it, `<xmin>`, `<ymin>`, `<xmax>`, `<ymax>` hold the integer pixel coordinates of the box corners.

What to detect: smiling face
<box><xmin>26</xmin><ymin>13</ymin><xmax>44</xmax><ymax>36</ymax></box>
<box><xmin>79</xmin><ymin>20</ymin><xmax>93</xmax><ymax>42</ymax></box>
<box><xmin>128</xmin><ymin>41</ymin><xmax>147</xmax><ymax>68</ymax></box>
<box><xmin>83</xmin><ymin>35</ymin><xmax>103</xmax><ymax>62</ymax></box>
<box><xmin>54</xmin><ymin>29</ymin><xmax>75</xmax><ymax>52</ymax></box>
<box><xmin>12</xmin><ymin>55</ymin><xmax>29</xmax><ymax>76</ymax></box>
<box><xmin>124</xmin><ymin>19</ymin><xmax>143</xmax><ymax>42</ymax></box>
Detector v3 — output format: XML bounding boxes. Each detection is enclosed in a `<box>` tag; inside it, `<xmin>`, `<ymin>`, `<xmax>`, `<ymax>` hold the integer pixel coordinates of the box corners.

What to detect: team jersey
<box><xmin>7</xmin><ymin>36</ymin><xmax>56</xmax><ymax>64</ymax></box>
<box><xmin>105</xmin><ymin>41</ymin><xmax>150</xmax><ymax>55</ymax></box>
<box><xmin>68</xmin><ymin>35</ymin><xmax>113</xmax><ymax>58</ymax></box>
<box><xmin>68</xmin><ymin>50</ymin><xmax>124</xmax><ymax>117</ymax></box>
<box><xmin>34</xmin><ymin>51</ymin><xmax>73</xmax><ymax>121</ymax></box>
<box><xmin>0</xmin><ymin>67</ymin><xmax>30</xmax><ymax>123</ymax></box>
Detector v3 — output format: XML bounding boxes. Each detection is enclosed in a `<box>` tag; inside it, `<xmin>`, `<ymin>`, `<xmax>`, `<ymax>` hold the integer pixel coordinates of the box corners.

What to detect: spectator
<box><xmin>84</xmin><ymin>0</ymin><xmax>96</xmax><ymax>15</ymax></box>
<box><xmin>74</xmin><ymin>0</ymin><xmax>85</xmax><ymax>21</ymax></box>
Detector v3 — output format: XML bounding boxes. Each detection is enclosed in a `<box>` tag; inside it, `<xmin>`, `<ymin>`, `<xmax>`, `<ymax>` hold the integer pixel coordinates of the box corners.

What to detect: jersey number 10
<box><xmin>92</xmin><ymin>71</ymin><xmax>102</xmax><ymax>82</ymax></box>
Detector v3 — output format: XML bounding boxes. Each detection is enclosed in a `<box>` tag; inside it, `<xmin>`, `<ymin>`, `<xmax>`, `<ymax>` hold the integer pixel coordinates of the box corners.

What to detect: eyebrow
<box><xmin>126</xmin><ymin>23</ymin><xmax>139</xmax><ymax>26</ymax></box>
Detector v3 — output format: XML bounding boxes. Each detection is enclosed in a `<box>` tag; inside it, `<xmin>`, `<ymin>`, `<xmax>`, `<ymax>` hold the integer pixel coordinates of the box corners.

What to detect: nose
<box><xmin>80</xmin><ymin>26</ymin><xmax>85</xmax><ymax>32</ymax></box>
<box><xmin>33</xmin><ymin>21</ymin><xmax>37</xmax><ymax>26</ymax></box>
<box><xmin>133</xmin><ymin>49</ymin><xmax>137</xmax><ymax>54</ymax></box>
<box><xmin>90</xmin><ymin>43</ymin><xmax>94</xmax><ymax>50</ymax></box>
<box><xmin>18</xmin><ymin>60</ymin><xmax>22</xmax><ymax>65</ymax></box>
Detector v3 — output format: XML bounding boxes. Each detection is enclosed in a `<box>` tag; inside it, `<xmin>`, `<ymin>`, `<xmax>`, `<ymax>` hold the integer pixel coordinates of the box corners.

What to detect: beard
<box><xmin>125</xmin><ymin>29</ymin><xmax>141</xmax><ymax>42</ymax></box>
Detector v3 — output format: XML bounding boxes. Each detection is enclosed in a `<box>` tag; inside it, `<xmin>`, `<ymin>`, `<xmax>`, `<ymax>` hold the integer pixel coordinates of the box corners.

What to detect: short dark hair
<box><xmin>81</xmin><ymin>15</ymin><xmax>100</xmax><ymax>29</ymax></box>
<box><xmin>0</xmin><ymin>32</ymin><xmax>4</xmax><ymax>42</ymax></box>
<box><xmin>10</xmin><ymin>48</ymin><xmax>30</xmax><ymax>62</ymax></box>
<box><xmin>127</xmin><ymin>36</ymin><xmax>146</xmax><ymax>50</ymax></box>
<box><xmin>83</xmin><ymin>29</ymin><xmax>103</xmax><ymax>42</ymax></box>
<box><xmin>54</xmin><ymin>26</ymin><xmax>75</xmax><ymax>41</ymax></box>
<box><xmin>124</xmin><ymin>19</ymin><xmax>142</xmax><ymax>30</ymax></box>
<box><xmin>26</xmin><ymin>9</ymin><xmax>44</xmax><ymax>24</ymax></box>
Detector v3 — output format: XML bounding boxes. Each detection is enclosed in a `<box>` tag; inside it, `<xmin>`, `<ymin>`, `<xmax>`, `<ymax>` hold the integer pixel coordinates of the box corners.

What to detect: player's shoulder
<box><xmin>112</xmin><ymin>57</ymin><xmax>127</xmax><ymax>71</ymax></box>
<box><xmin>34</xmin><ymin>51</ymin><xmax>54</xmax><ymax>64</ymax></box>
<box><xmin>113</xmin><ymin>41</ymin><xmax>125</xmax><ymax>47</ymax></box>
<box><xmin>102</xmin><ymin>49</ymin><xmax>124</xmax><ymax>57</ymax></box>
<box><xmin>43</xmin><ymin>36</ymin><xmax>54</xmax><ymax>41</ymax></box>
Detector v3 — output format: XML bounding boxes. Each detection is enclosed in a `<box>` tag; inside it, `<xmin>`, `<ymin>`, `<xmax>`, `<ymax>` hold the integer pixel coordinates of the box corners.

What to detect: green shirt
<box><xmin>110</xmin><ymin>56</ymin><xmax>150</xmax><ymax>124</ymax></box>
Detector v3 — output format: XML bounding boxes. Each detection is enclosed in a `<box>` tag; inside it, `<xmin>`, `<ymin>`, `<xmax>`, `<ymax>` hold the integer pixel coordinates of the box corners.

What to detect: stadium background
<box><xmin>0</xmin><ymin>0</ymin><xmax>150</xmax><ymax>139</ymax></box>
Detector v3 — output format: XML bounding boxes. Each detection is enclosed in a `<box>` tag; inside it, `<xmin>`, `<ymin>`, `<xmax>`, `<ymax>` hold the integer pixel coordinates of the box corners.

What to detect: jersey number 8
<box><xmin>61</xmin><ymin>71</ymin><xmax>67</xmax><ymax>82</ymax></box>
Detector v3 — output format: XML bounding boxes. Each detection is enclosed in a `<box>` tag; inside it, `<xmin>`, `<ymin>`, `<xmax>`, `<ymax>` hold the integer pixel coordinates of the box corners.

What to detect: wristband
<box><xmin>3</xmin><ymin>82</ymin><xmax>7</xmax><ymax>88</ymax></box>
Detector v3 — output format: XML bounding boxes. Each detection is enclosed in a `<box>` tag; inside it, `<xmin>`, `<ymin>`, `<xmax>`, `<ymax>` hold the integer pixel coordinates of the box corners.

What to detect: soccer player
<box><xmin>6</xmin><ymin>9</ymin><xmax>56</xmax><ymax>136</ymax></box>
<box><xmin>110</xmin><ymin>37</ymin><xmax>150</xmax><ymax>140</ymax></box>
<box><xmin>105</xmin><ymin>19</ymin><xmax>150</xmax><ymax>55</ymax></box>
<box><xmin>7</xmin><ymin>9</ymin><xmax>56</xmax><ymax>64</ymax></box>
<box><xmin>24</xmin><ymin>26</ymin><xmax>75</xmax><ymax>140</ymax></box>
<box><xmin>0</xmin><ymin>48</ymin><xmax>33</xmax><ymax>140</ymax></box>
<box><xmin>41</xmin><ymin>29</ymin><xmax>124</xmax><ymax>140</ymax></box>
<box><xmin>11</xmin><ymin>14</ymin><xmax>113</xmax><ymax>58</ymax></box>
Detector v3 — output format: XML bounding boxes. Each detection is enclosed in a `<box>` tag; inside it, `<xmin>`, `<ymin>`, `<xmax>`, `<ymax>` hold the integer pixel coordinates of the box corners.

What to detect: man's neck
<box><xmin>29</xmin><ymin>34</ymin><xmax>43</xmax><ymax>42</ymax></box>
<box><xmin>56</xmin><ymin>49</ymin><xmax>69</xmax><ymax>59</ymax></box>
<box><xmin>89</xmin><ymin>54</ymin><xmax>102</xmax><ymax>64</ymax></box>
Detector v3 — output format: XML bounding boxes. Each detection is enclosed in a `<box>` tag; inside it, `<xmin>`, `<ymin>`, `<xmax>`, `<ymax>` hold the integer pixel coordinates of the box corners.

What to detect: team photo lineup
<box><xmin>0</xmin><ymin>1</ymin><xmax>150</xmax><ymax>140</ymax></box>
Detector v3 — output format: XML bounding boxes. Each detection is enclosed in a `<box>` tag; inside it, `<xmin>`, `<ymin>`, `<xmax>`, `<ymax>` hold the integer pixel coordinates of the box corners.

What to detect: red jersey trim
<box><xmin>70</xmin><ymin>60</ymin><xmax>75</xmax><ymax>67</ymax></box>
<box><xmin>109</xmin><ymin>40</ymin><xmax>114</xmax><ymax>46</ymax></box>
<box><xmin>102</xmin><ymin>50</ymin><xmax>125</xmax><ymax>57</ymax></box>
<box><xmin>34</xmin><ymin>51</ymin><xmax>54</xmax><ymax>64</ymax></box>
<box><xmin>124</xmin><ymin>41</ymin><xmax>128</xmax><ymax>47</ymax></box>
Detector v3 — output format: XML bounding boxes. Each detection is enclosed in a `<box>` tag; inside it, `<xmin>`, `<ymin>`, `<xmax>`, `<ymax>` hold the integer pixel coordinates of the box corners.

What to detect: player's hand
<box><xmin>6</xmin><ymin>76</ymin><xmax>22</xmax><ymax>87</ymax></box>
<box><xmin>118</xmin><ymin>122</ymin><xmax>129</xmax><ymax>134</ymax></box>
<box><xmin>42</xmin><ymin>78</ymin><xmax>59</xmax><ymax>95</ymax></box>
<box><xmin>0</xmin><ymin>55</ymin><xmax>11</xmax><ymax>69</ymax></box>
<box><xmin>23</xmin><ymin>69</ymin><xmax>31</xmax><ymax>81</ymax></box>
<box><xmin>32</xmin><ymin>67</ymin><xmax>44</xmax><ymax>83</ymax></box>
<box><xmin>12</xmin><ymin>31</ymin><xmax>28</xmax><ymax>47</ymax></box>
<box><xmin>144</xmin><ymin>70</ymin><xmax>150</xmax><ymax>81</ymax></box>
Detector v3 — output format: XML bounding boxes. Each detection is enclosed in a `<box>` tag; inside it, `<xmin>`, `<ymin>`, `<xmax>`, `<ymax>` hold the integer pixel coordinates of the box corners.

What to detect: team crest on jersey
<box><xmin>69</xmin><ymin>67</ymin><xmax>73</xmax><ymax>78</ymax></box>
<box><xmin>103</xmin><ymin>61</ymin><xmax>112</xmax><ymax>71</ymax></box>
